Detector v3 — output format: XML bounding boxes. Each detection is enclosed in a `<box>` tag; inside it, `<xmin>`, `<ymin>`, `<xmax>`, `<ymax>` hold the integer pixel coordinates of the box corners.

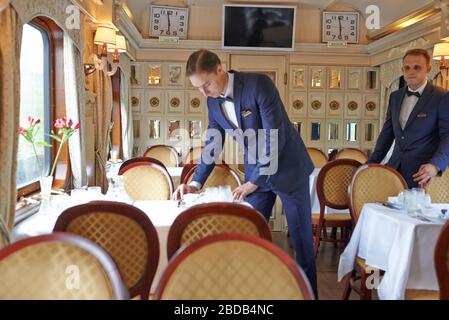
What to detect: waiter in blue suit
<box><xmin>367</xmin><ymin>49</ymin><xmax>449</xmax><ymax>188</ymax></box>
<box><xmin>173</xmin><ymin>49</ymin><xmax>317</xmax><ymax>295</ymax></box>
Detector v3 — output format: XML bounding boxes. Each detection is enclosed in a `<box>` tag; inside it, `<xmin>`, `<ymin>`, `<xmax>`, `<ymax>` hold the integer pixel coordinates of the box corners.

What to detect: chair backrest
<box><xmin>307</xmin><ymin>148</ymin><xmax>328</xmax><ymax>168</ymax></box>
<box><xmin>166</xmin><ymin>202</ymin><xmax>271</xmax><ymax>259</ymax></box>
<box><xmin>119</xmin><ymin>161</ymin><xmax>174</xmax><ymax>201</ymax></box>
<box><xmin>426</xmin><ymin>168</ymin><xmax>449</xmax><ymax>203</ymax></box>
<box><xmin>119</xmin><ymin>156</ymin><xmax>166</xmax><ymax>173</ymax></box>
<box><xmin>53</xmin><ymin>201</ymin><xmax>159</xmax><ymax>300</ymax></box>
<box><xmin>184</xmin><ymin>146</ymin><xmax>224</xmax><ymax>165</ymax></box>
<box><xmin>435</xmin><ymin>220</ymin><xmax>449</xmax><ymax>300</ymax></box>
<box><xmin>184</xmin><ymin>146</ymin><xmax>204</xmax><ymax>164</ymax></box>
<box><xmin>155</xmin><ymin>233</ymin><xmax>315</xmax><ymax>300</ymax></box>
<box><xmin>183</xmin><ymin>164</ymin><xmax>241</xmax><ymax>191</ymax></box>
<box><xmin>143</xmin><ymin>145</ymin><xmax>179</xmax><ymax>167</ymax></box>
<box><xmin>0</xmin><ymin>233</ymin><xmax>128</xmax><ymax>299</ymax></box>
<box><xmin>334</xmin><ymin>148</ymin><xmax>368</xmax><ymax>164</ymax></box>
<box><xmin>349</xmin><ymin>164</ymin><xmax>407</xmax><ymax>225</ymax></box>
<box><xmin>317</xmin><ymin>159</ymin><xmax>361</xmax><ymax>211</ymax></box>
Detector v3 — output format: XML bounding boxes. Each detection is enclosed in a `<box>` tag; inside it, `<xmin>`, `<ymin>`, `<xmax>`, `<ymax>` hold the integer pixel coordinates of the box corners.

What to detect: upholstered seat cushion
<box><xmin>312</xmin><ymin>213</ymin><xmax>352</xmax><ymax>222</ymax></box>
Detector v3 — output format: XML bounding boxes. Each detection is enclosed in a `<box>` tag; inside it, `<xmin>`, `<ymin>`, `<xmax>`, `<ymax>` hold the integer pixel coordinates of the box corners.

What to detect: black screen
<box><xmin>223</xmin><ymin>6</ymin><xmax>295</xmax><ymax>49</ymax></box>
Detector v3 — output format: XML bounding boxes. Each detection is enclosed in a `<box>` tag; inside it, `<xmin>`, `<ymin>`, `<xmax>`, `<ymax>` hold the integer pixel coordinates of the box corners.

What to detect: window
<box><xmin>16</xmin><ymin>17</ymin><xmax>67</xmax><ymax>199</ymax></box>
<box><xmin>16</xmin><ymin>23</ymin><xmax>51</xmax><ymax>189</ymax></box>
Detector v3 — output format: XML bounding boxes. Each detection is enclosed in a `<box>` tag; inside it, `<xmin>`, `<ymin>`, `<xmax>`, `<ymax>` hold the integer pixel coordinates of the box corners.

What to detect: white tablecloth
<box><xmin>309</xmin><ymin>168</ymin><xmax>348</xmax><ymax>215</ymax></box>
<box><xmin>338</xmin><ymin>203</ymin><xmax>447</xmax><ymax>299</ymax></box>
<box><xmin>11</xmin><ymin>200</ymin><xmax>184</xmax><ymax>294</ymax></box>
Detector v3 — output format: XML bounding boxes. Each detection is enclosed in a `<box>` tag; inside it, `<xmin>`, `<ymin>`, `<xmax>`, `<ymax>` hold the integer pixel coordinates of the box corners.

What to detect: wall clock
<box><xmin>150</xmin><ymin>5</ymin><xmax>189</xmax><ymax>39</ymax></box>
<box><xmin>322</xmin><ymin>11</ymin><xmax>359</xmax><ymax>43</ymax></box>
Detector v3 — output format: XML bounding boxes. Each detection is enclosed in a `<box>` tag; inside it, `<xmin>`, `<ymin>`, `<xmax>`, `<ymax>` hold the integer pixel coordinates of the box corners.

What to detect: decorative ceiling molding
<box><xmin>366</xmin><ymin>13</ymin><xmax>440</xmax><ymax>56</ymax></box>
<box><xmin>116</xmin><ymin>3</ymin><xmax>442</xmax><ymax>66</ymax></box>
<box><xmin>367</xmin><ymin>2</ymin><xmax>440</xmax><ymax>40</ymax></box>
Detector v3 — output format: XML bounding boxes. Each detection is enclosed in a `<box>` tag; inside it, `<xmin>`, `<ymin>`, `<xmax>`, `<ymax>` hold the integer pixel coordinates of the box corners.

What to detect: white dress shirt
<box><xmin>220</xmin><ymin>72</ymin><xmax>239</xmax><ymax>128</ymax></box>
<box><xmin>399</xmin><ymin>80</ymin><xmax>427</xmax><ymax>129</ymax></box>
<box><xmin>188</xmin><ymin>72</ymin><xmax>238</xmax><ymax>190</ymax></box>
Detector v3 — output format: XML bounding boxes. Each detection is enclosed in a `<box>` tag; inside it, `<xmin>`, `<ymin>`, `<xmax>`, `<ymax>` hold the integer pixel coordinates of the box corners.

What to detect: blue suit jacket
<box><xmin>367</xmin><ymin>82</ymin><xmax>449</xmax><ymax>186</ymax></box>
<box><xmin>192</xmin><ymin>71</ymin><xmax>313</xmax><ymax>193</ymax></box>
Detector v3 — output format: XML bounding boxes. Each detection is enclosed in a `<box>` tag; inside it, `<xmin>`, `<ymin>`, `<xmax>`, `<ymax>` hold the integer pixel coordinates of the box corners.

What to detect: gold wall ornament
<box><xmin>329</xmin><ymin>100</ymin><xmax>340</xmax><ymax>111</ymax></box>
<box><xmin>292</xmin><ymin>99</ymin><xmax>303</xmax><ymax>110</ymax></box>
<box><xmin>311</xmin><ymin>100</ymin><xmax>322</xmax><ymax>110</ymax></box>
<box><xmin>149</xmin><ymin>97</ymin><xmax>160</xmax><ymax>108</ymax></box>
<box><xmin>190</xmin><ymin>98</ymin><xmax>201</xmax><ymax>109</ymax></box>
<box><xmin>131</xmin><ymin>96</ymin><xmax>139</xmax><ymax>107</ymax></box>
<box><xmin>347</xmin><ymin>101</ymin><xmax>358</xmax><ymax>111</ymax></box>
<box><xmin>366</xmin><ymin>101</ymin><xmax>376</xmax><ymax>112</ymax></box>
<box><xmin>170</xmin><ymin>97</ymin><xmax>181</xmax><ymax>108</ymax></box>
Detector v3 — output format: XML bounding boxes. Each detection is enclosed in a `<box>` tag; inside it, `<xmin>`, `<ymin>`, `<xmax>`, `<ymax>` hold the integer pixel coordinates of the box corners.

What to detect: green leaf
<box><xmin>36</xmin><ymin>141</ymin><xmax>53</xmax><ymax>148</ymax></box>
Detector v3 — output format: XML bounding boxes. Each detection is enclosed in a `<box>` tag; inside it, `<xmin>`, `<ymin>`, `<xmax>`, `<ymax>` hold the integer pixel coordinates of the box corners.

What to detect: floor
<box><xmin>271</xmin><ymin>231</ymin><xmax>371</xmax><ymax>300</ymax></box>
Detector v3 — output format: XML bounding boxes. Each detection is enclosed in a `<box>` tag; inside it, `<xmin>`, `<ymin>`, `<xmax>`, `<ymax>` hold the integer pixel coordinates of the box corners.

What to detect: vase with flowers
<box><xmin>19</xmin><ymin>116</ymin><xmax>80</xmax><ymax>199</ymax></box>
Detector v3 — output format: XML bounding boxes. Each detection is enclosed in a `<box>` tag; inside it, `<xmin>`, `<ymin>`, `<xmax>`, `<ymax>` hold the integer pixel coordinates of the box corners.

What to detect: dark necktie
<box><xmin>406</xmin><ymin>90</ymin><xmax>421</xmax><ymax>98</ymax></box>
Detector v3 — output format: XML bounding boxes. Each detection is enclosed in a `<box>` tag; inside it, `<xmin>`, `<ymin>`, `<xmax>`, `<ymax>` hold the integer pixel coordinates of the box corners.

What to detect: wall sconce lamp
<box><xmin>433</xmin><ymin>42</ymin><xmax>449</xmax><ymax>83</ymax></box>
<box><xmin>433</xmin><ymin>42</ymin><xmax>449</xmax><ymax>69</ymax></box>
<box><xmin>84</xmin><ymin>26</ymin><xmax>127</xmax><ymax>77</ymax></box>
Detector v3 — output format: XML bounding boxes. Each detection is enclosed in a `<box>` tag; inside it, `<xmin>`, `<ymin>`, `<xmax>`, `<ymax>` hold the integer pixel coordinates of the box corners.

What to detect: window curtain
<box><xmin>0</xmin><ymin>4</ymin><xmax>22</xmax><ymax>230</ymax></box>
<box><xmin>94</xmin><ymin>70</ymin><xmax>113</xmax><ymax>193</ymax></box>
<box><xmin>0</xmin><ymin>0</ymin><xmax>9</xmax><ymax>12</ymax></box>
<box><xmin>64</xmin><ymin>33</ymin><xmax>87</xmax><ymax>188</ymax></box>
<box><xmin>120</xmin><ymin>70</ymin><xmax>133</xmax><ymax>160</ymax></box>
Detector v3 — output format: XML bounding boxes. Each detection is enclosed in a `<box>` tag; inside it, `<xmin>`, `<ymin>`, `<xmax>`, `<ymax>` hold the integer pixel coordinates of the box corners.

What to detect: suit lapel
<box><xmin>232</xmin><ymin>71</ymin><xmax>243</xmax><ymax>129</ymax></box>
<box><xmin>403</xmin><ymin>82</ymin><xmax>434</xmax><ymax>130</ymax></box>
<box><xmin>211</xmin><ymin>97</ymin><xmax>236</xmax><ymax>130</ymax></box>
<box><xmin>395</xmin><ymin>87</ymin><xmax>408</xmax><ymax>132</ymax></box>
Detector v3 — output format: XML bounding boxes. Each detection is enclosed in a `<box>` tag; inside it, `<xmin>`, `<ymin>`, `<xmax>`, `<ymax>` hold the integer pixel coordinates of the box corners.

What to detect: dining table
<box><xmin>338</xmin><ymin>202</ymin><xmax>448</xmax><ymax>299</ymax></box>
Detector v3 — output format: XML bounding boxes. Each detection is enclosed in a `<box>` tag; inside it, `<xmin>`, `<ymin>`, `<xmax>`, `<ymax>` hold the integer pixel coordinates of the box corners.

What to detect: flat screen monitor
<box><xmin>222</xmin><ymin>4</ymin><xmax>296</xmax><ymax>51</ymax></box>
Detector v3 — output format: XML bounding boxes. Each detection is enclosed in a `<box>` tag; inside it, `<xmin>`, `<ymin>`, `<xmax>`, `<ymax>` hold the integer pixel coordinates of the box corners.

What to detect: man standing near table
<box><xmin>172</xmin><ymin>49</ymin><xmax>317</xmax><ymax>296</ymax></box>
<box><xmin>367</xmin><ymin>49</ymin><xmax>449</xmax><ymax>188</ymax></box>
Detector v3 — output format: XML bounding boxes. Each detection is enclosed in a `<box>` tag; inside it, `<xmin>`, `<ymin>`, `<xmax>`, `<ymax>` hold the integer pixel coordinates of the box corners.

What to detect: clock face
<box><xmin>322</xmin><ymin>12</ymin><xmax>359</xmax><ymax>43</ymax></box>
<box><xmin>150</xmin><ymin>6</ymin><xmax>189</xmax><ymax>39</ymax></box>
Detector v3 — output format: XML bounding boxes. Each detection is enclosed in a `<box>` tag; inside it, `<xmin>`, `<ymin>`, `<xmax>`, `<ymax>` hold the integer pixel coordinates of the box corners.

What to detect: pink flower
<box><xmin>54</xmin><ymin>118</ymin><xmax>64</xmax><ymax>128</ymax></box>
<box><xmin>19</xmin><ymin>127</ymin><xmax>27</xmax><ymax>136</ymax></box>
<box><xmin>74</xmin><ymin>123</ymin><xmax>80</xmax><ymax>130</ymax></box>
<box><xmin>34</xmin><ymin>118</ymin><xmax>40</xmax><ymax>125</ymax></box>
<box><xmin>68</xmin><ymin>119</ymin><xmax>73</xmax><ymax>128</ymax></box>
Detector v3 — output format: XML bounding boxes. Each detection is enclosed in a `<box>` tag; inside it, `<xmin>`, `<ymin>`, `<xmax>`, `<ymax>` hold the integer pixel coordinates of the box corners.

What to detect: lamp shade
<box><xmin>433</xmin><ymin>42</ymin><xmax>449</xmax><ymax>60</ymax></box>
<box><xmin>94</xmin><ymin>26</ymin><xmax>116</xmax><ymax>46</ymax></box>
<box><xmin>107</xmin><ymin>35</ymin><xmax>127</xmax><ymax>53</ymax></box>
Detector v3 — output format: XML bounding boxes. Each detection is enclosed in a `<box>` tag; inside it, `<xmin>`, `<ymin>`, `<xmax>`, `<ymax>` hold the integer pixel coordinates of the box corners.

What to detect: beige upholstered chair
<box><xmin>166</xmin><ymin>202</ymin><xmax>271</xmax><ymax>259</ymax></box>
<box><xmin>334</xmin><ymin>148</ymin><xmax>368</xmax><ymax>164</ymax></box>
<box><xmin>307</xmin><ymin>148</ymin><xmax>328</xmax><ymax>168</ymax></box>
<box><xmin>144</xmin><ymin>145</ymin><xmax>180</xmax><ymax>167</ymax></box>
<box><xmin>119</xmin><ymin>161</ymin><xmax>174</xmax><ymax>201</ymax></box>
<box><xmin>312</xmin><ymin>159</ymin><xmax>361</xmax><ymax>256</ymax></box>
<box><xmin>155</xmin><ymin>234</ymin><xmax>315</xmax><ymax>300</ymax></box>
<box><xmin>54</xmin><ymin>201</ymin><xmax>160</xmax><ymax>300</ymax></box>
<box><xmin>348</xmin><ymin>164</ymin><xmax>407</xmax><ymax>225</ymax></box>
<box><xmin>425</xmin><ymin>167</ymin><xmax>449</xmax><ymax>203</ymax></box>
<box><xmin>0</xmin><ymin>233</ymin><xmax>128</xmax><ymax>299</ymax></box>
<box><xmin>342</xmin><ymin>164</ymin><xmax>407</xmax><ymax>300</ymax></box>
<box><xmin>183</xmin><ymin>164</ymin><xmax>241</xmax><ymax>191</ymax></box>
